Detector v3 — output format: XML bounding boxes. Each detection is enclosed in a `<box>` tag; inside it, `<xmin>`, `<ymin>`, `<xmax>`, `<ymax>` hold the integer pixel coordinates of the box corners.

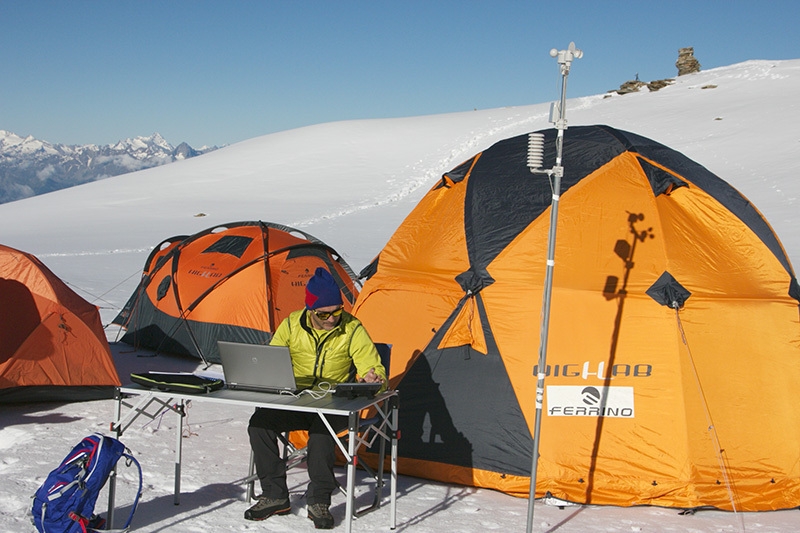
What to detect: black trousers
<box><xmin>248</xmin><ymin>407</ymin><xmax>347</xmax><ymax>505</ymax></box>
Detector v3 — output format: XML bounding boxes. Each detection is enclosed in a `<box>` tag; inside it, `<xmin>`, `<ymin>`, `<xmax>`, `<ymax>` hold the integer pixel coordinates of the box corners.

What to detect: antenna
<box><xmin>526</xmin><ymin>42</ymin><xmax>582</xmax><ymax>533</ymax></box>
<box><xmin>527</xmin><ymin>41</ymin><xmax>582</xmax><ymax>175</ymax></box>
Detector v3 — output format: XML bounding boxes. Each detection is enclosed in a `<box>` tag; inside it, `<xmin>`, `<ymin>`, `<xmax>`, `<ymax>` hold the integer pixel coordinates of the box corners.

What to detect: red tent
<box><xmin>0</xmin><ymin>244</ymin><xmax>120</xmax><ymax>402</ymax></box>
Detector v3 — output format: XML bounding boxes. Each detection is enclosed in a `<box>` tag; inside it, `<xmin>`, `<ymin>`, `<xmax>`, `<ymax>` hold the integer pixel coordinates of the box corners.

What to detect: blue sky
<box><xmin>2</xmin><ymin>1</ymin><xmax>799</xmax><ymax>148</ymax></box>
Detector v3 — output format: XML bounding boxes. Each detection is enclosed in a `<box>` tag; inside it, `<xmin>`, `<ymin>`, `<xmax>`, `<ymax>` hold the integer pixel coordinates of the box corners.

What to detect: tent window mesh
<box><xmin>202</xmin><ymin>235</ymin><xmax>254</xmax><ymax>258</ymax></box>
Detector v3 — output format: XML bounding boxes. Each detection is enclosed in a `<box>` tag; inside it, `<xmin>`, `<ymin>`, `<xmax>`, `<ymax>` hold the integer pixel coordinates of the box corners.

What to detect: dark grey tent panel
<box><xmin>397</xmin><ymin>294</ymin><xmax>533</xmax><ymax>476</ymax></box>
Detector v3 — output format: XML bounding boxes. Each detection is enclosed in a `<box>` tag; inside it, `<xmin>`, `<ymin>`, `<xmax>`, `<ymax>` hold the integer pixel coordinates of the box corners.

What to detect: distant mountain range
<box><xmin>0</xmin><ymin>130</ymin><xmax>218</xmax><ymax>204</ymax></box>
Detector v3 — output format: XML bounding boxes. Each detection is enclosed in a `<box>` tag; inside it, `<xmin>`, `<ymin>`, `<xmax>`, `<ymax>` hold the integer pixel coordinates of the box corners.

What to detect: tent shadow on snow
<box><xmin>108</xmin><ymin>341</ymin><xmax>200</xmax><ymax>377</ymax></box>
<box><xmin>353</xmin><ymin>124</ymin><xmax>800</xmax><ymax>512</ymax></box>
<box><xmin>0</xmin><ymin>404</ymin><xmax>85</xmax><ymax>429</ymax></box>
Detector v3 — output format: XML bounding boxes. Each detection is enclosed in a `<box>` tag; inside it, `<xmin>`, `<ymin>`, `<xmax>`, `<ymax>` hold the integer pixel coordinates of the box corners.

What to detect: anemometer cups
<box><xmin>550</xmin><ymin>42</ymin><xmax>583</xmax><ymax>63</ymax></box>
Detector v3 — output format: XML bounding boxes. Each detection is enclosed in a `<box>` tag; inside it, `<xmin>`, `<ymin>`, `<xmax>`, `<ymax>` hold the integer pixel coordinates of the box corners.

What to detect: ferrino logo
<box><xmin>288</xmin><ymin>268</ymin><xmax>314</xmax><ymax>287</ymax></box>
<box><xmin>546</xmin><ymin>385</ymin><xmax>635</xmax><ymax>418</ymax></box>
<box><xmin>188</xmin><ymin>263</ymin><xmax>224</xmax><ymax>279</ymax></box>
<box><xmin>536</xmin><ymin>361</ymin><xmax>648</xmax><ymax>418</ymax></box>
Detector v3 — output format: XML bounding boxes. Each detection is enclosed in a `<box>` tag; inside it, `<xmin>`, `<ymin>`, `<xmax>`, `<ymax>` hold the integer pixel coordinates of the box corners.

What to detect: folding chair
<box><xmin>341</xmin><ymin>342</ymin><xmax>394</xmax><ymax>516</ymax></box>
<box><xmin>245</xmin><ymin>343</ymin><xmax>394</xmax><ymax>514</ymax></box>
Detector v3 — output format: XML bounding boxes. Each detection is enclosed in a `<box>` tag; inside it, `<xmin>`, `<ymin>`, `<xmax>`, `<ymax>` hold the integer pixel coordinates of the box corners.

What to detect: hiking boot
<box><xmin>307</xmin><ymin>502</ymin><xmax>334</xmax><ymax>529</ymax></box>
<box><xmin>244</xmin><ymin>496</ymin><xmax>290</xmax><ymax>521</ymax></box>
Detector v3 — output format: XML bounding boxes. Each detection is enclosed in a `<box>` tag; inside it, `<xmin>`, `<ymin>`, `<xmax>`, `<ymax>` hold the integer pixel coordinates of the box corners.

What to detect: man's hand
<box><xmin>359</xmin><ymin>367</ymin><xmax>384</xmax><ymax>384</ymax></box>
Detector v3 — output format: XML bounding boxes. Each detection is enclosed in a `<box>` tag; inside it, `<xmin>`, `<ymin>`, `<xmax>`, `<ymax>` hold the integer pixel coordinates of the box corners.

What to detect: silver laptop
<box><xmin>217</xmin><ymin>341</ymin><xmax>303</xmax><ymax>394</ymax></box>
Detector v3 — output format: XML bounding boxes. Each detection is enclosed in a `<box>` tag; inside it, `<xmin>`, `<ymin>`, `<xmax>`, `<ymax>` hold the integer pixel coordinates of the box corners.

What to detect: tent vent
<box><xmin>455</xmin><ymin>268</ymin><xmax>495</xmax><ymax>294</ymax></box>
<box><xmin>157</xmin><ymin>275</ymin><xmax>171</xmax><ymax>301</ymax></box>
<box><xmin>636</xmin><ymin>156</ymin><xmax>688</xmax><ymax>197</ymax></box>
<box><xmin>646</xmin><ymin>271</ymin><xmax>691</xmax><ymax>309</ymax></box>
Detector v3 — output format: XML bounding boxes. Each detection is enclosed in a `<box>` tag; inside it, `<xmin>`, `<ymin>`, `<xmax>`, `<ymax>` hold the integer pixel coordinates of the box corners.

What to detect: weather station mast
<box><xmin>525</xmin><ymin>42</ymin><xmax>582</xmax><ymax>533</ymax></box>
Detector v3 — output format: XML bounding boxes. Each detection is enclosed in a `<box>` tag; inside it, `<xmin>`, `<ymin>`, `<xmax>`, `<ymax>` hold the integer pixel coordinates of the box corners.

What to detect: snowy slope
<box><xmin>1</xmin><ymin>59</ymin><xmax>799</xmax><ymax>532</ymax></box>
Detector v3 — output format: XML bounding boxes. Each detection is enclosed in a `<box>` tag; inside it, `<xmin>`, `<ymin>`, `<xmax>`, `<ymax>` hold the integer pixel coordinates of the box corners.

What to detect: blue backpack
<box><xmin>31</xmin><ymin>433</ymin><xmax>142</xmax><ymax>533</ymax></box>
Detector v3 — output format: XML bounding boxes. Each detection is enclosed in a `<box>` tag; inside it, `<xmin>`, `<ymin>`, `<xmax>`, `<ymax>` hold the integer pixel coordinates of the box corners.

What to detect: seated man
<box><xmin>246</xmin><ymin>267</ymin><xmax>387</xmax><ymax>529</ymax></box>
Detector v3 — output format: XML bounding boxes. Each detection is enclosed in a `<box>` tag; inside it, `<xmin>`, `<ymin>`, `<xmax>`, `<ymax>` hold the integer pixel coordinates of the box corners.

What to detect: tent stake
<box><xmin>526</xmin><ymin>42</ymin><xmax>582</xmax><ymax>533</ymax></box>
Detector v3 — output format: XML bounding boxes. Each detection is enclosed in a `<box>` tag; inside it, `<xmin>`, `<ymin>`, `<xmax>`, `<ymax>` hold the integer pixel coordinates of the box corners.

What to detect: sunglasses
<box><xmin>313</xmin><ymin>307</ymin><xmax>343</xmax><ymax>320</ymax></box>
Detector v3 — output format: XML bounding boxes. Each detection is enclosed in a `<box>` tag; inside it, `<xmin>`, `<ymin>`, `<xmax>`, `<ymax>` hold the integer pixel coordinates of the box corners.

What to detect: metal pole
<box><xmin>107</xmin><ymin>391</ymin><xmax>123</xmax><ymax>528</ymax></box>
<box><xmin>526</xmin><ymin>42</ymin><xmax>581</xmax><ymax>533</ymax></box>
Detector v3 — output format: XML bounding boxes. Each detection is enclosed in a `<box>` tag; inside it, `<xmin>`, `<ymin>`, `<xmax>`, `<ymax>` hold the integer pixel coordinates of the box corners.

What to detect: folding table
<box><xmin>108</xmin><ymin>384</ymin><xmax>399</xmax><ymax>533</ymax></box>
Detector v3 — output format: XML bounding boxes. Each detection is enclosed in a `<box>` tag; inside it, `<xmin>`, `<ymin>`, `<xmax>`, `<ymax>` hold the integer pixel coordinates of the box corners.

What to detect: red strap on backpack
<box><xmin>68</xmin><ymin>511</ymin><xmax>89</xmax><ymax>533</ymax></box>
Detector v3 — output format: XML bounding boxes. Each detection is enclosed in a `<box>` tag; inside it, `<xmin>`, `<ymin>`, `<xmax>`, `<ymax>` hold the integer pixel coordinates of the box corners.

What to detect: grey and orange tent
<box><xmin>353</xmin><ymin>125</ymin><xmax>800</xmax><ymax>511</ymax></box>
<box><xmin>0</xmin><ymin>244</ymin><xmax>120</xmax><ymax>402</ymax></box>
<box><xmin>113</xmin><ymin>221</ymin><xmax>359</xmax><ymax>364</ymax></box>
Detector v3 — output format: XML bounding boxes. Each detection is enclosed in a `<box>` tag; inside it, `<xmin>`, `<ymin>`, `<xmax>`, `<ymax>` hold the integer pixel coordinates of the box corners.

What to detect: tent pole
<box><xmin>526</xmin><ymin>43</ymin><xmax>581</xmax><ymax>533</ymax></box>
<box><xmin>180</xmin><ymin>318</ymin><xmax>212</xmax><ymax>369</ymax></box>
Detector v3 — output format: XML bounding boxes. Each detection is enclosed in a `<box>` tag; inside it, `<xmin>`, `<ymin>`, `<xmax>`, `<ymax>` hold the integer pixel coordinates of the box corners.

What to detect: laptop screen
<box><xmin>217</xmin><ymin>341</ymin><xmax>300</xmax><ymax>393</ymax></box>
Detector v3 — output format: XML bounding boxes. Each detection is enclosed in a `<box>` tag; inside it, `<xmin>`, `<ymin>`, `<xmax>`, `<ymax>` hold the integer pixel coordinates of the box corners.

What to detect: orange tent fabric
<box><xmin>353</xmin><ymin>125</ymin><xmax>800</xmax><ymax>511</ymax></box>
<box><xmin>114</xmin><ymin>221</ymin><xmax>360</xmax><ymax>363</ymax></box>
<box><xmin>0</xmin><ymin>244</ymin><xmax>120</xmax><ymax>402</ymax></box>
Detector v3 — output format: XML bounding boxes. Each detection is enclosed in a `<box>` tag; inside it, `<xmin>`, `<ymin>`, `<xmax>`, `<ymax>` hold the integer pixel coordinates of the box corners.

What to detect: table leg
<box><xmin>345</xmin><ymin>411</ymin><xmax>358</xmax><ymax>533</ymax></box>
<box><xmin>390</xmin><ymin>395</ymin><xmax>399</xmax><ymax>530</ymax></box>
<box><xmin>174</xmin><ymin>400</ymin><xmax>184</xmax><ymax>505</ymax></box>
<box><xmin>107</xmin><ymin>392</ymin><xmax>123</xmax><ymax>527</ymax></box>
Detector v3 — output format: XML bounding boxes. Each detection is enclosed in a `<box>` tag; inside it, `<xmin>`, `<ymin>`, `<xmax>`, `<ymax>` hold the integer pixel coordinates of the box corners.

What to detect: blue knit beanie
<box><xmin>305</xmin><ymin>267</ymin><xmax>343</xmax><ymax>309</ymax></box>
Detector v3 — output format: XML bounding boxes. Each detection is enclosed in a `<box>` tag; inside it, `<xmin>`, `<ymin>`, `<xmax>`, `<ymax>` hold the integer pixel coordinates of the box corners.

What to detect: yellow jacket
<box><xmin>270</xmin><ymin>309</ymin><xmax>387</xmax><ymax>391</ymax></box>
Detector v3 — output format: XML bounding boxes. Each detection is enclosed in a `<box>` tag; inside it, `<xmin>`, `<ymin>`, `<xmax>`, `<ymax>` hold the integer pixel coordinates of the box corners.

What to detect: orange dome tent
<box><xmin>113</xmin><ymin>221</ymin><xmax>360</xmax><ymax>364</ymax></box>
<box><xmin>353</xmin><ymin>125</ymin><xmax>800</xmax><ymax>511</ymax></box>
<box><xmin>0</xmin><ymin>244</ymin><xmax>120</xmax><ymax>402</ymax></box>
